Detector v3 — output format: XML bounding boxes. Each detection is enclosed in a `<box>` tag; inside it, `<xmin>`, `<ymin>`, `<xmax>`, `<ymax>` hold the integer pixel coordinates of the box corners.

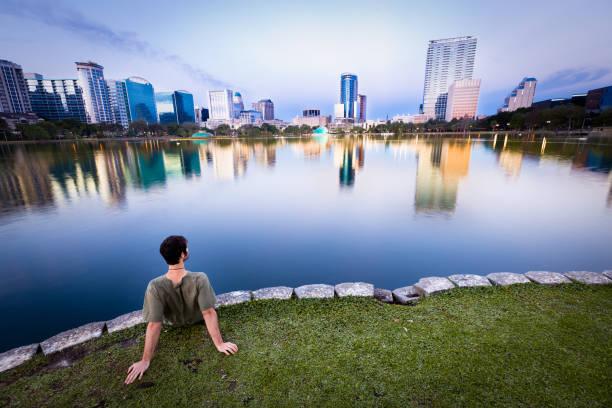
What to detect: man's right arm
<box><xmin>125</xmin><ymin>321</ymin><xmax>161</xmax><ymax>384</ymax></box>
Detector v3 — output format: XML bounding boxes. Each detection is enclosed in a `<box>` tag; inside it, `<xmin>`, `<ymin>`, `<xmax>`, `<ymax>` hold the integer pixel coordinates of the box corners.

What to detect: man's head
<box><xmin>159</xmin><ymin>235</ymin><xmax>189</xmax><ymax>265</ymax></box>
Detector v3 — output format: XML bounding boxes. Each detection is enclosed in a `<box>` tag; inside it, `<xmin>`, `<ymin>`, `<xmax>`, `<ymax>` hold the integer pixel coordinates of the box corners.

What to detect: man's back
<box><xmin>142</xmin><ymin>271</ymin><xmax>217</xmax><ymax>326</ymax></box>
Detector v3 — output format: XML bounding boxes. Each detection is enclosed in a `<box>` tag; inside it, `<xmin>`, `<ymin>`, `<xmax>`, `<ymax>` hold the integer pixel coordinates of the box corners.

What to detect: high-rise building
<box><xmin>334</xmin><ymin>103</ymin><xmax>345</xmax><ymax>120</ymax></box>
<box><xmin>25</xmin><ymin>73</ymin><xmax>87</xmax><ymax>122</ymax></box>
<box><xmin>358</xmin><ymin>94</ymin><xmax>367</xmax><ymax>122</ymax></box>
<box><xmin>421</xmin><ymin>36</ymin><xmax>477</xmax><ymax>119</ymax></box>
<box><xmin>107</xmin><ymin>79</ymin><xmax>130</xmax><ymax>128</ymax></box>
<box><xmin>585</xmin><ymin>86</ymin><xmax>612</xmax><ymax>114</ymax></box>
<box><xmin>232</xmin><ymin>91</ymin><xmax>244</xmax><ymax>119</ymax></box>
<box><xmin>174</xmin><ymin>90</ymin><xmax>195</xmax><ymax>124</ymax></box>
<box><xmin>201</xmin><ymin>108</ymin><xmax>209</xmax><ymax>122</ymax></box>
<box><xmin>340</xmin><ymin>73</ymin><xmax>358</xmax><ymax>118</ymax></box>
<box><xmin>75</xmin><ymin>61</ymin><xmax>112</xmax><ymax>123</ymax></box>
<box><xmin>0</xmin><ymin>59</ymin><xmax>32</xmax><ymax>113</ymax></box>
<box><xmin>208</xmin><ymin>90</ymin><xmax>234</xmax><ymax>120</ymax></box>
<box><xmin>252</xmin><ymin>99</ymin><xmax>274</xmax><ymax>120</ymax></box>
<box><xmin>291</xmin><ymin>108</ymin><xmax>331</xmax><ymax>127</ymax></box>
<box><xmin>125</xmin><ymin>76</ymin><xmax>157</xmax><ymax>124</ymax></box>
<box><xmin>155</xmin><ymin>92</ymin><xmax>176</xmax><ymax>125</ymax></box>
<box><xmin>445</xmin><ymin>78</ymin><xmax>481</xmax><ymax>122</ymax></box>
<box><xmin>499</xmin><ymin>78</ymin><xmax>537</xmax><ymax>112</ymax></box>
<box><xmin>239</xmin><ymin>110</ymin><xmax>263</xmax><ymax>125</ymax></box>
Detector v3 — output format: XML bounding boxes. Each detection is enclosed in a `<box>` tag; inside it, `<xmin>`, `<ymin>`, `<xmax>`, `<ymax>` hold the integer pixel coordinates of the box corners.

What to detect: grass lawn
<box><xmin>1</xmin><ymin>284</ymin><xmax>611</xmax><ymax>407</ymax></box>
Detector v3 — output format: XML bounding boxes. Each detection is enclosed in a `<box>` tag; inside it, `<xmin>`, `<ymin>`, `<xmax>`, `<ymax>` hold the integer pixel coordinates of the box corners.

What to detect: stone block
<box><xmin>0</xmin><ymin>343</ymin><xmax>40</xmax><ymax>373</ymax></box>
<box><xmin>413</xmin><ymin>277</ymin><xmax>456</xmax><ymax>296</ymax></box>
<box><xmin>486</xmin><ymin>272</ymin><xmax>531</xmax><ymax>286</ymax></box>
<box><xmin>524</xmin><ymin>271</ymin><xmax>571</xmax><ymax>285</ymax></box>
<box><xmin>294</xmin><ymin>284</ymin><xmax>334</xmax><ymax>299</ymax></box>
<box><xmin>334</xmin><ymin>282</ymin><xmax>374</xmax><ymax>297</ymax></box>
<box><xmin>214</xmin><ymin>291</ymin><xmax>252</xmax><ymax>308</ymax></box>
<box><xmin>601</xmin><ymin>270</ymin><xmax>612</xmax><ymax>280</ymax></box>
<box><xmin>106</xmin><ymin>310</ymin><xmax>144</xmax><ymax>333</ymax></box>
<box><xmin>564</xmin><ymin>271</ymin><xmax>612</xmax><ymax>285</ymax></box>
<box><xmin>40</xmin><ymin>321</ymin><xmax>106</xmax><ymax>355</ymax></box>
<box><xmin>447</xmin><ymin>274</ymin><xmax>492</xmax><ymax>288</ymax></box>
<box><xmin>252</xmin><ymin>286</ymin><xmax>294</xmax><ymax>300</ymax></box>
<box><xmin>374</xmin><ymin>288</ymin><xmax>393</xmax><ymax>303</ymax></box>
<box><xmin>392</xmin><ymin>286</ymin><xmax>420</xmax><ymax>305</ymax></box>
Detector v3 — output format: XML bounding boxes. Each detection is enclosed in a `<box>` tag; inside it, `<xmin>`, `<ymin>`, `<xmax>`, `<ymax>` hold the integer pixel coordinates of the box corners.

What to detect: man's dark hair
<box><xmin>159</xmin><ymin>235</ymin><xmax>188</xmax><ymax>265</ymax></box>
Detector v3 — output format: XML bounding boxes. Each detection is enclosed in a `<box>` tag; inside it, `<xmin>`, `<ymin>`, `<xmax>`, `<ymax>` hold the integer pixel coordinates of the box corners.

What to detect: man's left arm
<box><xmin>202</xmin><ymin>308</ymin><xmax>238</xmax><ymax>355</ymax></box>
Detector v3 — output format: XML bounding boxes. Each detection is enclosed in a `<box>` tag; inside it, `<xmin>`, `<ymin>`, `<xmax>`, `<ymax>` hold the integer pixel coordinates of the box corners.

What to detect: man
<box><xmin>125</xmin><ymin>235</ymin><xmax>238</xmax><ymax>385</ymax></box>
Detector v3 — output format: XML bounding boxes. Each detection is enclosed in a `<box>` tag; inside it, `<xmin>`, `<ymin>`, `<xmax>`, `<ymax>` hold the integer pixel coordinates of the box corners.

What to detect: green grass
<box><xmin>1</xmin><ymin>284</ymin><xmax>611</xmax><ymax>407</ymax></box>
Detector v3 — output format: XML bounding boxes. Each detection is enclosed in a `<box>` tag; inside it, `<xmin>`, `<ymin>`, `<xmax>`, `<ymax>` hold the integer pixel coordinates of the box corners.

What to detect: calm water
<box><xmin>1</xmin><ymin>135</ymin><xmax>611</xmax><ymax>352</ymax></box>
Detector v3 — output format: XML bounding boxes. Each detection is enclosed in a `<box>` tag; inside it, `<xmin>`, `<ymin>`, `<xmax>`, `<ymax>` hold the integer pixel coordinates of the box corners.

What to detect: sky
<box><xmin>1</xmin><ymin>0</ymin><xmax>612</xmax><ymax>121</ymax></box>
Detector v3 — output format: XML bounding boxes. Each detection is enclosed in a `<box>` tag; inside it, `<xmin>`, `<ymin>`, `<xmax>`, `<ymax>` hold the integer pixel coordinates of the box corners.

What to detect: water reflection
<box><xmin>1</xmin><ymin>136</ymin><xmax>612</xmax><ymax>219</ymax></box>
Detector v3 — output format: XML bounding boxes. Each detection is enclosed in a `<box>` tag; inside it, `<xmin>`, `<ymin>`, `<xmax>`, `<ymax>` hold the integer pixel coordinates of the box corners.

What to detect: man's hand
<box><xmin>125</xmin><ymin>360</ymin><xmax>150</xmax><ymax>384</ymax></box>
<box><xmin>216</xmin><ymin>342</ymin><xmax>238</xmax><ymax>355</ymax></box>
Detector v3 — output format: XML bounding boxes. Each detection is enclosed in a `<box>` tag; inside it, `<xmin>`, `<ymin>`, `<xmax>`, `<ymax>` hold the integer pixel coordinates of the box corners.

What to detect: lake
<box><xmin>1</xmin><ymin>135</ymin><xmax>611</xmax><ymax>352</ymax></box>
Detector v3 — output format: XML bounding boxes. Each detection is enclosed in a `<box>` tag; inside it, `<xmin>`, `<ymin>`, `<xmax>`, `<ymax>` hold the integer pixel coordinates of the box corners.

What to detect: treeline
<box><xmin>369</xmin><ymin>106</ymin><xmax>612</xmax><ymax>134</ymax></box>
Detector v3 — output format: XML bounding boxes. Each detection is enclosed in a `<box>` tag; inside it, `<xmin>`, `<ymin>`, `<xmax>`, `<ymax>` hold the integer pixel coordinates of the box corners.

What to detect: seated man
<box><xmin>125</xmin><ymin>235</ymin><xmax>238</xmax><ymax>384</ymax></box>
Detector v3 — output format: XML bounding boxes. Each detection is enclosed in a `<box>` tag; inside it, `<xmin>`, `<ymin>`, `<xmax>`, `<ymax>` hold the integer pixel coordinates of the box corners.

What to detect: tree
<box><xmin>129</xmin><ymin>119</ymin><xmax>148</xmax><ymax>134</ymax></box>
<box><xmin>215</xmin><ymin>124</ymin><xmax>232</xmax><ymax>135</ymax></box>
<box><xmin>0</xmin><ymin>118</ymin><xmax>9</xmax><ymax>141</ymax></box>
<box><xmin>23</xmin><ymin>124</ymin><xmax>51</xmax><ymax>140</ymax></box>
<box><xmin>282</xmin><ymin>125</ymin><xmax>300</xmax><ymax>135</ymax></box>
<box><xmin>299</xmin><ymin>124</ymin><xmax>312</xmax><ymax>134</ymax></box>
<box><xmin>351</xmin><ymin>126</ymin><xmax>364</xmax><ymax>134</ymax></box>
<box><xmin>261</xmin><ymin>123</ymin><xmax>278</xmax><ymax>134</ymax></box>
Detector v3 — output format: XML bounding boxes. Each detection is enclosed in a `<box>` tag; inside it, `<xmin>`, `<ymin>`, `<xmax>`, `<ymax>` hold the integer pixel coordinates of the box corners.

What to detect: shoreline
<box><xmin>1</xmin><ymin>269</ymin><xmax>610</xmax><ymax>373</ymax></box>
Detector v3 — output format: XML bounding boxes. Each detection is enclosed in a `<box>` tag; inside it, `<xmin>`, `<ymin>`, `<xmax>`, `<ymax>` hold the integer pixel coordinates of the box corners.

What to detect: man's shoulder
<box><xmin>146</xmin><ymin>275</ymin><xmax>167</xmax><ymax>290</ymax></box>
<box><xmin>186</xmin><ymin>271</ymin><xmax>211</xmax><ymax>282</ymax></box>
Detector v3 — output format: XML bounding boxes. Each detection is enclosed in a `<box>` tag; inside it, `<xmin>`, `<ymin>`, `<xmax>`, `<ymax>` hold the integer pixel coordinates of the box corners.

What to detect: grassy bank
<box><xmin>1</xmin><ymin>284</ymin><xmax>611</xmax><ymax>407</ymax></box>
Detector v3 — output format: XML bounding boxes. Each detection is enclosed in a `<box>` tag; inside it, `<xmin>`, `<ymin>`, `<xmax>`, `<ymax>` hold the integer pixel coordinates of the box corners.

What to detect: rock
<box><xmin>601</xmin><ymin>270</ymin><xmax>612</xmax><ymax>280</ymax></box>
<box><xmin>447</xmin><ymin>274</ymin><xmax>492</xmax><ymax>288</ymax></box>
<box><xmin>106</xmin><ymin>310</ymin><xmax>144</xmax><ymax>333</ymax></box>
<box><xmin>486</xmin><ymin>272</ymin><xmax>531</xmax><ymax>286</ymax></box>
<box><xmin>214</xmin><ymin>291</ymin><xmax>252</xmax><ymax>308</ymax></box>
<box><xmin>40</xmin><ymin>321</ymin><xmax>106</xmax><ymax>355</ymax></box>
<box><xmin>392</xmin><ymin>286</ymin><xmax>420</xmax><ymax>305</ymax></box>
<box><xmin>334</xmin><ymin>282</ymin><xmax>374</xmax><ymax>297</ymax></box>
<box><xmin>564</xmin><ymin>271</ymin><xmax>612</xmax><ymax>285</ymax></box>
<box><xmin>374</xmin><ymin>288</ymin><xmax>393</xmax><ymax>303</ymax></box>
<box><xmin>294</xmin><ymin>284</ymin><xmax>334</xmax><ymax>299</ymax></box>
<box><xmin>0</xmin><ymin>343</ymin><xmax>40</xmax><ymax>373</ymax></box>
<box><xmin>252</xmin><ymin>286</ymin><xmax>293</xmax><ymax>300</ymax></box>
<box><xmin>524</xmin><ymin>271</ymin><xmax>571</xmax><ymax>285</ymax></box>
<box><xmin>413</xmin><ymin>277</ymin><xmax>456</xmax><ymax>296</ymax></box>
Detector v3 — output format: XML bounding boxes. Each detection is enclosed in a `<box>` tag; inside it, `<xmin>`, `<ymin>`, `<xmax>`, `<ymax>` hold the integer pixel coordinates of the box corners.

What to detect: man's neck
<box><xmin>166</xmin><ymin>263</ymin><xmax>187</xmax><ymax>282</ymax></box>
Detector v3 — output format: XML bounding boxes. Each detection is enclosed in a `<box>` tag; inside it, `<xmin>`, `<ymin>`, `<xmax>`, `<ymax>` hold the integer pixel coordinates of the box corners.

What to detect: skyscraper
<box><xmin>340</xmin><ymin>73</ymin><xmax>358</xmax><ymax>118</ymax></box>
<box><xmin>0</xmin><ymin>59</ymin><xmax>32</xmax><ymax>113</ymax></box>
<box><xmin>25</xmin><ymin>74</ymin><xmax>87</xmax><ymax>122</ymax></box>
<box><xmin>125</xmin><ymin>77</ymin><xmax>157</xmax><ymax>124</ymax></box>
<box><xmin>358</xmin><ymin>94</ymin><xmax>367</xmax><ymax>122</ymax></box>
<box><xmin>75</xmin><ymin>61</ymin><xmax>112</xmax><ymax>123</ymax></box>
<box><xmin>174</xmin><ymin>90</ymin><xmax>195</xmax><ymax>124</ymax></box>
<box><xmin>421</xmin><ymin>36</ymin><xmax>477</xmax><ymax>119</ymax></box>
<box><xmin>232</xmin><ymin>91</ymin><xmax>244</xmax><ymax>119</ymax></box>
<box><xmin>445</xmin><ymin>78</ymin><xmax>481</xmax><ymax>122</ymax></box>
<box><xmin>499</xmin><ymin>78</ymin><xmax>537</xmax><ymax>112</ymax></box>
<box><xmin>208</xmin><ymin>90</ymin><xmax>234</xmax><ymax>120</ymax></box>
<box><xmin>252</xmin><ymin>99</ymin><xmax>274</xmax><ymax>120</ymax></box>
<box><xmin>155</xmin><ymin>92</ymin><xmax>176</xmax><ymax>125</ymax></box>
<box><xmin>107</xmin><ymin>79</ymin><xmax>130</xmax><ymax>128</ymax></box>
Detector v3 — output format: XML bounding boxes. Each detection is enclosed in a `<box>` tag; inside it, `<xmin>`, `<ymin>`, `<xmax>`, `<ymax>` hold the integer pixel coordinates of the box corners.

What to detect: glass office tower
<box><xmin>174</xmin><ymin>90</ymin><xmax>195</xmax><ymax>124</ymax></box>
<box><xmin>26</xmin><ymin>75</ymin><xmax>87</xmax><ymax>122</ymax></box>
<box><xmin>125</xmin><ymin>77</ymin><xmax>157</xmax><ymax>124</ymax></box>
<box><xmin>421</xmin><ymin>36</ymin><xmax>477</xmax><ymax>119</ymax></box>
<box><xmin>340</xmin><ymin>73</ymin><xmax>358</xmax><ymax>118</ymax></box>
<box><xmin>155</xmin><ymin>92</ymin><xmax>176</xmax><ymax>125</ymax></box>
<box><xmin>75</xmin><ymin>61</ymin><xmax>112</xmax><ymax>123</ymax></box>
<box><xmin>208</xmin><ymin>90</ymin><xmax>234</xmax><ymax>120</ymax></box>
<box><xmin>107</xmin><ymin>79</ymin><xmax>131</xmax><ymax>128</ymax></box>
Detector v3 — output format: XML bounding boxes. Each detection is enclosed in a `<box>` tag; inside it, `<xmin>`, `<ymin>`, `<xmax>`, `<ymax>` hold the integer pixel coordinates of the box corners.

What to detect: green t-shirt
<box><xmin>142</xmin><ymin>271</ymin><xmax>217</xmax><ymax>326</ymax></box>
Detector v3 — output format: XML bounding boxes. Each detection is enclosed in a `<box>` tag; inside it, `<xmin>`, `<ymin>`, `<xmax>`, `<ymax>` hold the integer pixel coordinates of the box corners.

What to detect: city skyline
<box><xmin>1</xmin><ymin>0</ymin><xmax>612</xmax><ymax>120</ymax></box>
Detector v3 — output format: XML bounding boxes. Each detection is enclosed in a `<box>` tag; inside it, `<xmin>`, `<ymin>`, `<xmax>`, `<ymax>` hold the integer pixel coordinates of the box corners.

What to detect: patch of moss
<box><xmin>1</xmin><ymin>284</ymin><xmax>611</xmax><ymax>407</ymax></box>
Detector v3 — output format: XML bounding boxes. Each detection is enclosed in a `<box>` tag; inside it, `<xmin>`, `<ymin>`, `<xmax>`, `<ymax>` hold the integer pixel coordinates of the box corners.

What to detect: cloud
<box><xmin>537</xmin><ymin>67</ymin><xmax>611</xmax><ymax>92</ymax></box>
<box><xmin>0</xmin><ymin>0</ymin><xmax>230</xmax><ymax>88</ymax></box>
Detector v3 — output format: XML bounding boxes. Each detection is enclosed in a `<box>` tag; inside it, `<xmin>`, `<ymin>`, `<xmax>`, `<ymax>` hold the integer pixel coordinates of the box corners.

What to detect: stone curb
<box><xmin>3</xmin><ymin>270</ymin><xmax>610</xmax><ymax>373</ymax></box>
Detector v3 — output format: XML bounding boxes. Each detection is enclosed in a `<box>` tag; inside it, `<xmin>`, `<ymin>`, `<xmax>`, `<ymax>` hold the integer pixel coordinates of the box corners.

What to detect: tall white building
<box><xmin>208</xmin><ymin>89</ymin><xmax>234</xmax><ymax>120</ymax></box>
<box><xmin>445</xmin><ymin>78</ymin><xmax>481</xmax><ymax>122</ymax></box>
<box><xmin>0</xmin><ymin>59</ymin><xmax>31</xmax><ymax>113</ymax></box>
<box><xmin>421</xmin><ymin>36</ymin><xmax>477</xmax><ymax>119</ymax></box>
<box><xmin>334</xmin><ymin>103</ymin><xmax>345</xmax><ymax>120</ymax></box>
<box><xmin>75</xmin><ymin>61</ymin><xmax>112</xmax><ymax>123</ymax></box>
<box><xmin>499</xmin><ymin>77</ymin><xmax>537</xmax><ymax>112</ymax></box>
<box><xmin>107</xmin><ymin>79</ymin><xmax>130</xmax><ymax>128</ymax></box>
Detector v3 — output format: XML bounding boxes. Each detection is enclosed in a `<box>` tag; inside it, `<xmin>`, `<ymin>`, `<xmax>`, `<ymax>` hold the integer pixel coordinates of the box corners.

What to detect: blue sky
<box><xmin>1</xmin><ymin>0</ymin><xmax>611</xmax><ymax>121</ymax></box>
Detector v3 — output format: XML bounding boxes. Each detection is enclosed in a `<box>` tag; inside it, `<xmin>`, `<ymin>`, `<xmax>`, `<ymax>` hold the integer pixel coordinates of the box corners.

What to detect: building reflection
<box><xmin>333</xmin><ymin>139</ymin><xmax>365</xmax><ymax>187</ymax></box>
<box><xmin>413</xmin><ymin>140</ymin><xmax>471</xmax><ymax>214</ymax></box>
<box><xmin>498</xmin><ymin>150</ymin><xmax>523</xmax><ymax>179</ymax></box>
